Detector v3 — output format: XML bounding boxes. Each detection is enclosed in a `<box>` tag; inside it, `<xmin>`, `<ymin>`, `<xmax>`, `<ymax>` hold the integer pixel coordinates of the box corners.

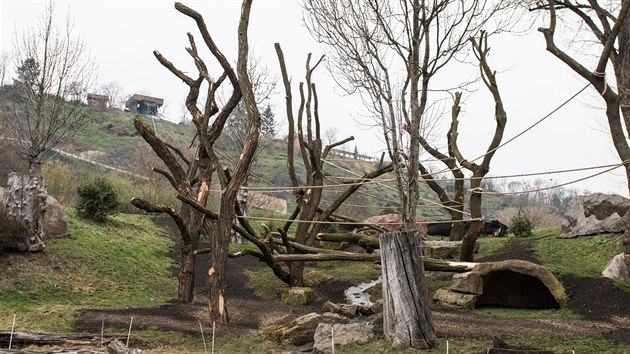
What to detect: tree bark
<box><xmin>460</xmin><ymin>173</ymin><xmax>484</xmax><ymax>262</ymax></box>
<box><xmin>380</xmin><ymin>231</ymin><xmax>436</xmax><ymax>349</ymax></box>
<box><xmin>3</xmin><ymin>172</ymin><xmax>47</xmax><ymax>251</ymax></box>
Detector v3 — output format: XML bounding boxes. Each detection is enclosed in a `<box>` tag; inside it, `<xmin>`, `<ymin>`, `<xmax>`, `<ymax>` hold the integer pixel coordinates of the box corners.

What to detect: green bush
<box><xmin>76</xmin><ymin>178</ymin><xmax>119</xmax><ymax>222</ymax></box>
<box><xmin>511</xmin><ymin>209</ymin><xmax>533</xmax><ymax>237</ymax></box>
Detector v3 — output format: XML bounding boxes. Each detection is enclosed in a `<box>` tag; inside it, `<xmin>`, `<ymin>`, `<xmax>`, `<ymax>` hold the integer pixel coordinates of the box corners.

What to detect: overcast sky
<box><xmin>2</xmin><ymin>0</ymin><xmax>628</xmax><ymax>197</ymax></box>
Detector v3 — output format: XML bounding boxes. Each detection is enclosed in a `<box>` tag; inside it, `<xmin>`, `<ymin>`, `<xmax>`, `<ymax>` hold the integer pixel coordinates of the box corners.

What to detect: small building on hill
<box><xmin>86</xmin><ymin>93</ymin><xmax>108</xmax><ymax>109</ymax></box>
<box><xmin>125</xmin><ymin>94</ymin><xmax>164</xmax><ymax>115</ymax></box>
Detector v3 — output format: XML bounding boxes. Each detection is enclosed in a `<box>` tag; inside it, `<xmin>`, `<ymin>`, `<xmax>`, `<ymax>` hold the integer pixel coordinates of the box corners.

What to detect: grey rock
<box><xmin>560</xmin><ymin>193</ymin><xmax>630</xmax><ymax>238</ymax></box>
<box><xmin>42</xmin><ymin>195</ymin><xmax>68</xmax><ymax>237</ymax></box>
<box><xmin>313</xmin><ymin>323</ymin><xmax>374</xmax><ymax>354</ymax></box>
<box><xmin>602</xmin><ymin>253</ymin><xmax>630</xmax><ymax>281</ymax></box>
<box><xmin>432</xmin><ymin>289</ymin><xmax>478</xmax><ymax>309</ymax></box>
<box><xmin>450</xmin><ymin>271</ymin><xmax>483</xmax><ymax>295</ymax></box>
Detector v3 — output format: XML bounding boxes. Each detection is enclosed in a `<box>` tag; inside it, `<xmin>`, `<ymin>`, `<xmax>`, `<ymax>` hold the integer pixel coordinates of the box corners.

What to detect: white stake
<box><xmin>446</xmin><ymin>339</ymin><xmax>449</xmax><ymax>354</ymax></box>
<box><xmin>8</xmin><ymin>313</ymin><xmax>16</xmax><ymax>349</ymax></box>
<box><xmin>331</xmin><ymin>325</ymin><xmax>335</xmax><ymax>354</ymax></box>
<box><xmin>126</xmin><ymin>315</ymin><xmax>134</xmax><ymax>348</ymax></box>
<box><xmin>211</xmin><ymin>321</ymin><xmax>216</xmax><ymax>354</ymax></box>
<box><xmin>101</xmin><ymin>320</ymin><xmax>104</xmax><ymax>347</ymax></box>
<box><xmin>199</xmin><ymin>319</ymin><xmax>208</xmax><ymax>354</ymax></box>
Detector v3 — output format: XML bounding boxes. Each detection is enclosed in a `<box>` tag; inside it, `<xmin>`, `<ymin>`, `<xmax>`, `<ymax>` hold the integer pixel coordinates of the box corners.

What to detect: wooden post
<box><xmin>380</xmin><ymin>231</ymin><xmax>436</xmax><ymax>349</ymax></box>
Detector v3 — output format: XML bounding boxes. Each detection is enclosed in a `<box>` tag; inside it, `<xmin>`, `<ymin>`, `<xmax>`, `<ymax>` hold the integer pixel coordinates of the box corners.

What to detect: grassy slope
<box><xmin>0</xmin><ymin>210</ymin><xmax>176</xmax><ymax>333</ymax></box>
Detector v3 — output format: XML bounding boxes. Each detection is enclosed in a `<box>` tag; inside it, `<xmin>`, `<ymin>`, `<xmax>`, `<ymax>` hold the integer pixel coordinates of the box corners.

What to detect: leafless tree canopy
<box><xmin>3</xmin><ymin>1</ymin><xmax>96</xmax><ymax>171</ymax></box>
<box><xmin>303</xmin><ymin>0</ymin><xmax>512</xmax><ymax>230</ymax></box>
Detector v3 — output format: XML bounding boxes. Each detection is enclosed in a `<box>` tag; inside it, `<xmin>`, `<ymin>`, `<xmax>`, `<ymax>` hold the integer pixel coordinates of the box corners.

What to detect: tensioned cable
<box><xmin>428</xmin><ymin>82</ymin><xmax>592</xmax><ymax>176</ymax></box>
<box><xmin>479</xmin><ymin>161</ymin><xmax>627</xmax><ymax>195</ymax></box>
<box><xmin>323</xmin><ymin>159</ymin><xmax>472</xmax><ymax>216</ymax></box>
<box><xmin>237</xmin><ymin>214</ymin><xmax>478</xmax><ymax>225</ymax></box>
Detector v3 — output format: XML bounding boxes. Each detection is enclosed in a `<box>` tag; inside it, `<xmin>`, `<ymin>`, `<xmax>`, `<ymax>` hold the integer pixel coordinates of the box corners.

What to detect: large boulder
<box><xmin>42</xmin><ymin>195</ymin><xmax>68</xmax><ymax>237</ymax></box>
<box><xmin>360</xmin><ymin>214</ymin><xmax>428</xmax><ymax>237</ymax></box>
<box><xmin>560</xmin><ymin>193</ymin><xmax>630</xmax><ymax>238</ymax></box>
<box><xmin>602</xmin><ymin>253</ymin><xmax>630</xmax><ymax>281</ymax></box>
<box><xmin>279</xmin><ymin>287</ymin><xmax>314</xmax><ymax>306</ymax></box>
<box><xmin>313</xmin><ymin>323</ymin><xmax>374</xmax><ymax>354</ymax></box>
<box><xmin>0</xmin><ymin>187</ymin><xmax>68</xmax><ymax>239</ymax></box>
<box><xmin>432</xmin><ymin>289</ymin><xmax>478</xmax><ymax>309</ymax></box>
<box><xmin>260</xmin><ymin>312</ymin><xmax>324</xmax><ymax>345</ymax></box>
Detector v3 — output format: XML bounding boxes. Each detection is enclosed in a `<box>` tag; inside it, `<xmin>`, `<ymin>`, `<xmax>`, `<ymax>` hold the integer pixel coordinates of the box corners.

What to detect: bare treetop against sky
<box><xmin>2</xmin><ymin>0</ymin><xmax>628</xmax><ymax>196</ymax></box>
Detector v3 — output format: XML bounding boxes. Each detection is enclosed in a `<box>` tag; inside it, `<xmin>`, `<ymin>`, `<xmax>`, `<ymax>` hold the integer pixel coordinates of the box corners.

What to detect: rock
<box><xmin>304</xmin><ymin>271</ymin><xmax>334</xmax><ymax>286</ymax></box>
<box><xmin>602</xmin><ymin>253</ymin><xmax>630</xmax><ymax>281</ymax></box>
<box><xmin>279</xmin><ymin>287</ymin><xmax>314</xmax><ymax>305</ymax></box>
<box><xmin>560</xmin><ymin>193</ymin><xmax>630</xmax><ymax>238</ymax></box>
<box><xmin>321</xmin><ymin>301</ymin><xmax>341</xmax><ymax>313</ymax></box>
<box><xmin>339</xmin><ymin>304</ymin><xmax>358</xmax><ymax>318</ymax></box>
<box><xmin>450</xmin><ymin>271</ymin><xmax>483</xmax><ymax>295</ymax></box>
<box><xmin>321</xmin><ymin>312</ymin><xmax>349</xmax><ymax>324</ymax></box>
<box><xmin>370</xmin><ymin>299</ymin><xmax>383</xmax><ymax>314</ymax></box>
<box><xmin>422</xmin><ymin>240</ymin><xmax>479</xmax><ymax>259</ymax></box>
<box><xmin>432</xmin><ymin>289</ymin><xmax>478</xmax><ymax>309</ymax></box>
<box><xmin>42</xmin><ymin>195</ymin><xmax>68</xmax><ymax>237</ymax></box>
<box><xmin>260</xmin><ymin>312</ymin><xmax>324</xmax><ymax>345</ymax></box>
<box><xmin>107</xmin><ymin>339</ymin><xmax>142</xmax><ymax>354</ymax></box>
<box><xmin>360</xmin><ymin>214</ymin><xmax>428</xmax><ymax>237</ymax></box>
<box><xmin>313</xmin><ymin>323</ymin><xmax>374</xmax><ymax>354</ymax></box>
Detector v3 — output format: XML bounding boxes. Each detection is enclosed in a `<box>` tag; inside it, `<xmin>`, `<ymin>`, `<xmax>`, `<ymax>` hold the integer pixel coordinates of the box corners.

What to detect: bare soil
<box><xmin>76</xmin><ymin>222</ymin><xmax>630</xmax><ymax>348</ymax></box>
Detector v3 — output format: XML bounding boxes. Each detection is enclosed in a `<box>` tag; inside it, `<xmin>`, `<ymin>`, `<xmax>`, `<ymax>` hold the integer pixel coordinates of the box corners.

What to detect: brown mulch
<box><xmin>75</xmin><ymin>222</ymin><xmax>630</xmax><ymax>346</ymax></box>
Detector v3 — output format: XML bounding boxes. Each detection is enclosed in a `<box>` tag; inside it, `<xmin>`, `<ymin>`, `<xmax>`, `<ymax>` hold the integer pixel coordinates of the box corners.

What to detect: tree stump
<box><xmin>380</xmin><ymin>231</ymin><xmax>436</xmax><ymax>349</ymax></box>
<box><xmin>3</xmin><ymin>172</ymin><xmax>47</xmax><ymax>251</ymax></box>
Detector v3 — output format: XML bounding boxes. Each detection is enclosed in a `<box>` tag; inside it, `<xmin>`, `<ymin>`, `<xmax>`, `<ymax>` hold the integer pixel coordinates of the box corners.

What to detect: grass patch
<box><xmin>0</xmin><ymin>210</ymin><xmax>177</xmax><ymax>332</ymax></box>
<box><xmin>533</xmin><ymin>228</ymin><xmax>624</xmax><ymax>277</ymax></box>
<box><xmin>475</xmin><ymin>235</ymin><xmax>512</xmax><ymax>259</ymax></box>
<box><xmin>471</xmin><ymin>307</ymin><xmax>579</xmax><ymax>319</ymax></box>
<box><xmin>504</xmin><ymin>334</ymin><xmax>630</xmax><ymax>354</ymax></box>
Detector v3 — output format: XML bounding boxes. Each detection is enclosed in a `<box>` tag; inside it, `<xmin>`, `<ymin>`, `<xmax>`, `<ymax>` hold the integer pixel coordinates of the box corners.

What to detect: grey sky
<box><xmin>2</xmin><ymin>0</ymin><xmax>627</xmax><ymax>196</ymax></box>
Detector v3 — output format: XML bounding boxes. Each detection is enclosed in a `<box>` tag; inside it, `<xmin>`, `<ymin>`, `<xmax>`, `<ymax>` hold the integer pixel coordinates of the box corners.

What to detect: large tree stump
<box><xmin>3</xmin><ymin>172</ymin><xmax>47</xmax><ymax>251</ymax></box>
<box><xmin>380</xmin><ymin>231</ymin><xmax>436</xmax><ymax>349</ymax></box>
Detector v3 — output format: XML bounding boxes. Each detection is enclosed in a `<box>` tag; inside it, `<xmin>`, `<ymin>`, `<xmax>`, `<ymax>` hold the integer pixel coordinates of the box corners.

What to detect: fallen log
<box><xmin>0</xmin><ymin>330</ymin><xmax>110</xmax><ymax>348</ymax></box>
<box><xmin>315</xmin><ymin>232</ymin><xmax>379</xmax><ymax>248</ymax></box>
<box><xmin>272</xmin><ymin>253</ymin><xmax>475</xmax><ymax>272</ymax></box>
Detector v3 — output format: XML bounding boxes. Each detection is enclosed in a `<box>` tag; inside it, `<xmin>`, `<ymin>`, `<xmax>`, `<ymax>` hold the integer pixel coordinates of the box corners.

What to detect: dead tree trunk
<box><xmin>3</xmin><ymin>172</ymin><xmax>47</xmax><ymax>251</ymax></box>
<box><xmin>380</xmin><ymin>231</ymin><xmax>436</xmax><ymax>349</ymax></box>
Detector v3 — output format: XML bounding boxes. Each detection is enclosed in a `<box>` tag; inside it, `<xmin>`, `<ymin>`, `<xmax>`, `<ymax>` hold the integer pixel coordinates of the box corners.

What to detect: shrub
<box><xmin>41</xmin><ymin>160</ymin><xmax>73</xmax><ymax>205</ymax></box>
<box><xmin>76</xmin><ymin>178</ymin><xmax>119</xmax><ymax>222</ymax></box>
<box><xmin>510</xmin><ymin>209</ymin><xmax>533</xmax><ymax>237</ymax></box>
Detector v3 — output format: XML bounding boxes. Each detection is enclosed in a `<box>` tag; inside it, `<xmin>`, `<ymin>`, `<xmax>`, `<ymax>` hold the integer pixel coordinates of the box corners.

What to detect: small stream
<box><xmin>344</xmin><ymin>276</ymin><xmax>382</xmax><ymax>307</ymax></box>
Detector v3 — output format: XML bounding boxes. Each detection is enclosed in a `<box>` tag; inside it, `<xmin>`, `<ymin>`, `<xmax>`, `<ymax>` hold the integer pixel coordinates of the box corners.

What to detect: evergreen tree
<box><xmin>261</xmin><ymin>104</ymin><xmax>276</xmax><ymax>138</ymax></box>
<box><xmin>15</xmin><ymin>58</ymin><xmax>40</xmax><ymax>91</ymax></box>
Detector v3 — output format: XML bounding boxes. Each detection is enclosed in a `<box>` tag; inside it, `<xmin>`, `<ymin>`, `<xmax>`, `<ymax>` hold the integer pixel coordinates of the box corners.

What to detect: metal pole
<box><xmin>199</xmin><ymin>320</ymin><xmax>208</xmax><ymax>354</ymax></box>
<box><xmin>211</xmin><ymin>321</ymin><xmax>216</xmax><ymax>354</ymax></box>
<box><xmin>8</xmin><ymin>314</ymin><xmax>16</xmax><ymax>349</ymax></box>
<box><xmin>126</xmin><ymin>315</ymin><xmax>134</xmax><ymax>347</ymax></box>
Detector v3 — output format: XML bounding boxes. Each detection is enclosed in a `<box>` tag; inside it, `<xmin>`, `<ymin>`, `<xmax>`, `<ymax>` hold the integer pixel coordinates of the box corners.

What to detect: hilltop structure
<box><xmin>125</xmin><ymin>94</ymin><xmax>163</xmax><ymax>116</ymax></box>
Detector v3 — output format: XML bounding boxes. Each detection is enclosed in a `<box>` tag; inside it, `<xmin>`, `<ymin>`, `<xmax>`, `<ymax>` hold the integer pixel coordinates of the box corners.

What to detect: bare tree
<box><xmin>303</xmin><ymin>0</ymin><xmax>512</xmax><ymax>348</ymax></box>
<box><xmin>525</xmin><ymin>0</ymin><xmax>630</xmax><ymax>272</ymax></box>
<box><xmin>5</xmin><ymin>1</ymin><xmax>96</xmax><ymax>172</ymax></box>
<box><xmin>451</xmin><ymin>33</ymin><xmax>508</xmax><ymax>261</ymax></box>
<box><xmin>0</xmin><ymin>51</ymin><xmax>11</xmax><ymax>87</ymax></box>
<box><xmin>99</xmin><ymin>81</ymin><xmax>123</xmax><ymax>109</ymax></box>
<box><xmin>324</xmin><ymin>126</ymin><xmax>338</xmax><ymax>145</ymax></box>
<box><xmin>1</xmin><ymin>1</ymin><xmax>95</xmax><ymax>253</ymax></box>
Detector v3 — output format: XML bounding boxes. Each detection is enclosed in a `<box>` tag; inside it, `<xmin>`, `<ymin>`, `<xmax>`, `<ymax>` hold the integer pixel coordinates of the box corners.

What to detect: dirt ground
<box><xmin>76</xmin><ymin>222</ymin><xmax>630</xmax><ymax>348</ymax></box>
